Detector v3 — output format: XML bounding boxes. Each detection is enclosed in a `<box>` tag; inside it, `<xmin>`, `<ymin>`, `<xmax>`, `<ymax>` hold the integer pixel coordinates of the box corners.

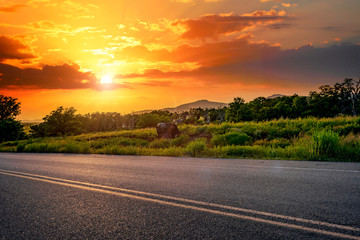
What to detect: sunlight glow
<box><xmin>100</xmin><ymin>75</ymin><xmax>113</xmax><ymax>84</ymax></box>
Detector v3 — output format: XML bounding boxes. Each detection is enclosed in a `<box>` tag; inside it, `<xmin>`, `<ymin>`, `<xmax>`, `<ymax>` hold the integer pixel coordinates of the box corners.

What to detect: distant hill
<box><xmin>163</xmin><ymin>100</ymin><xmax>228</xmax><ymax>112</ymax></box>
<box><xmin>267</xmin><ymin>94</ymin><xmax>286</xmax><ymax>99</ymax></box>
<box><xmin>134</xmin><ymin>99</ymin><xmax>228</xmax><ymax>114</ymax></box>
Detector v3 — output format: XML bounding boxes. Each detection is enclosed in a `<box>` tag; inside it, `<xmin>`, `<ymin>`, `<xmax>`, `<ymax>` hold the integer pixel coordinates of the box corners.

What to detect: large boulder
<box><xmin>156</xmin><ymin>122</ymin><xmax>180</xmax><ymax>139</ymax></box>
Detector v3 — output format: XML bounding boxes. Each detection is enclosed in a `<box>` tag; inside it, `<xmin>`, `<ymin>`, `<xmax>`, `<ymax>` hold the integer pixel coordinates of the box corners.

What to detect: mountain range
<box><xmin>134</xmin><ymin>100</ymin><xmax>228</xmax><ymax>114</ymax></box>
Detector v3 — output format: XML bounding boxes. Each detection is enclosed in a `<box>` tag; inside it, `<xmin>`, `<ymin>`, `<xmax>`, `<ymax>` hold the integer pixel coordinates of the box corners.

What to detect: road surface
<box><xmin>0</xmin><ymin>152</ymin><xmax>359</xmax><ymax>239</ymax></box>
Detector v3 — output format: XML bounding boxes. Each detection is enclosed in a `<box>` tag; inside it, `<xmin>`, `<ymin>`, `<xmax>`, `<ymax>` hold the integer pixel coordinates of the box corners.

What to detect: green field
<box><xmin>1</xmin><ymin>117</ymin><xmax>360</xmax><ymax>162</ymax></box>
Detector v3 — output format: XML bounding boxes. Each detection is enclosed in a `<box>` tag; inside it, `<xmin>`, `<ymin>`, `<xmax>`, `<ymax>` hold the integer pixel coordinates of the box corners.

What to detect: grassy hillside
<box><xmin>1</xmin><ymin>117</ymin><xmax>360</xmax><ymax>162</ymax></box>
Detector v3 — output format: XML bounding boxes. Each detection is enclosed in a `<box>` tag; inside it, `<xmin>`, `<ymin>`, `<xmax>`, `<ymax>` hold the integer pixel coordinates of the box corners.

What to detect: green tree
<box><xmin>225</xmin><ymin>97</ymin><xmax>245</xmax><ymax>122</ymax></box>
<box><xmin>0</xmin><ymin>95</ymin><xmax>25</xmax><ymax>142</ymax></box>
<box><xmin>0</xmin><ymin>95</ymin><xmax>21</xmax><ymax>121</ymax></box>
<box><xmin>0</xmin><ymin>119</ymin><xmax>25</xmax><ymax>142</ymax></box>
<box><xmin>31</xmin><ymin>106</ymin><xmax>82</xmax><ymax>137</ymax></box>
<box><xmin>136</xmin><ymin>113</ymin><xmax>170</xmax><ymax>128</ymax></box>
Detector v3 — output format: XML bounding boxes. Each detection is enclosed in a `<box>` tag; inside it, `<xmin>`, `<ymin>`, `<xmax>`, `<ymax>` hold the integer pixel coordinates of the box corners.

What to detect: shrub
<box><xmin>269</xmin><ymin>138</ymin><xmax>291</xmax><ymax>148</ymax></box>
<box><xmin>62</xmin><ymin>142</ymin><xmax>90</xmax><ymax>153</ymax></box>
<box><xmin>24</xmin><ymin>143</ymin><xmax>48</xmax><ymax>152</ymax></box>
<box><xmin>211</xmin><ymin>132</ymin><xmax>251</xmax><ymax>146</ymax></box>
<box><xmin>338</xmin><ymin>124</ymin><xmax>360</xmax><ymax>136</ymax></box>
<box><xmin>170</xmin><ymin>135</ymin><xmax>190</xmax><ymax>147</ymax></box>
<box><xmin>339</xmin><ymin>134</ymin><xmax>360</xmax><ymax>162</ymax></box>
<box><xmin>117</xmin><ymin>129</ymin><xmax>157</xmax><ymax>140</ymax></box>
<box><xmin>224</xmin><ymin>132</ymin><xmax>251</xmax><ymax>145</ymax></box>
<box><xmin>101</xmin><ymin>146</ymin><xmax>138</xmax><ymax>155</ymax></box>
<box><xmin>211</xmin><ymin>134</ymin><xmax>226</xmax><ymax>146</ymax></box>
<box><xmin>16</xmin><ymin>143</ymin><xmax>26</xmax><ymax>152</ymax></box>
<box><xmin>223</xmin><ymin>145</ymin><xmax>266</xmax><ymax>158</ymax></box>
<box><xmin>195</xmin><ymin>126</ymin><xmax>207</xmax><ymax>134</ymax></box>
<box><xmin>149</xmin><ymin>139</ymin><xmax>171</xmax><ymax>148</ymax></box>
<box><xmin>186</xmin><ymin>138</ymin><xmax>207</xmax><ymax>157</ymax></box>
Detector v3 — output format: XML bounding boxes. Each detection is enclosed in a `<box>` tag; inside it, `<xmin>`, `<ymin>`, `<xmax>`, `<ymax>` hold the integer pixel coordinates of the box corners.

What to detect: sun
<box><xmin>100</xmin><ymin>75</ymin><xmax>113</xmax><ymax>84</ymax></box>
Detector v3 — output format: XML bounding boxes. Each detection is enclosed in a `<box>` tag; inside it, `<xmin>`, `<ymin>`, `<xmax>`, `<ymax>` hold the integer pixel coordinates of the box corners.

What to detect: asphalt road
<box><xmin>0</xmin><ymin>153</ymin><xmax>359</xmax><ymax>239</ymax></box>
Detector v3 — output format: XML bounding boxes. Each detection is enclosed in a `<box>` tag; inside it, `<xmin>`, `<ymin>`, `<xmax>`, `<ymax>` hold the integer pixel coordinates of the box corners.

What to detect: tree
<box><xmin>136</xmin><ymin>113</ymin><xmax>171</xmax><ymax>128</ymax></box>
<box><xmin>0</xmin><ymin>95</ymin><xmax>25</xmax><ymax>142</ymax></box>
<box><xmin>337</xmin><ymin>78</ymin><xmax>360</xmax><ymax>116</ymax></box>
<box><xmin>225</xmin><ymin>97</ymin><xmax>246</xmax><ymax>122</ymax></box>
<box><xmin>31</xmin><ymin>106</ymin><xmax>82</xmax><ymax>137</ymax></box>
<box><xmin>0</xmin><ymin>119</ymin><xmax>25</xmax><ymax>142</ymax></box>
<box><xmin>0</xmin><ymin>95</ymin><xmax>21</xmax><ymax>121</ymax></box>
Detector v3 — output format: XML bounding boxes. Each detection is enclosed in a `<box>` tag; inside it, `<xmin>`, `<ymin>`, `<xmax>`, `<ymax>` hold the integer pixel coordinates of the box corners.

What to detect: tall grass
<box><xmin>310</xmin><ymin>130</ymin><xmax>340</xmax><ymax>160</ymax></box>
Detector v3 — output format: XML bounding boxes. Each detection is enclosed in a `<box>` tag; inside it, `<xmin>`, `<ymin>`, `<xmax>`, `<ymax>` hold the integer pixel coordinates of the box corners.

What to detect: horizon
<box><xmin>17</xmin><ymin>94</ymin><xmax>296</xmax><ymax>121</ymax></box>
<box><xmin>0</xmin><ymin>0</ymin><xmax>359</xmax><ymax>120</ymax></box>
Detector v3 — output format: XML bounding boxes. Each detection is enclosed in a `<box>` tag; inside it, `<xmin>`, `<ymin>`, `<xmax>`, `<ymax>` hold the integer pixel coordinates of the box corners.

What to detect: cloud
<box><xmin>267</xmin><ymin>23</ymin><xmax>293</xmax><ymax>29</ymax></box>
<box><xmin>171</xmin><ymin>0</ymin><xmax>222</xmax><ymax>2</ymax></box>
<box><xmin>119</xmin><ymin>34</ymin><xmax>279</xmax><ymax>67</ymax></box>
<box><xmin>0</xmin><ymin>63</ymin><xmax>98</xmax><ymax>89</ymax></box>
<box><xmin>0</xmin><ymin>4</ymin><xmax>26</xmax><ymax>13</ymax></box>
<box><xmin>118</xmin><ymin>37</ymin><xmax>360</xmax><ymax>87</ymax></box>
<box><xmin>172</xmin><ymin>10</ymin><xmax>288</xmax><ymax>40</ymax></box>
<box><xmin>171</xmin><ymin>0</ymin><xmax>193</xmax><ymax>2</ymax></box>
<box><xmin>26</xmin><ymin>20</ymin><xmax>97</xmax><ymax>35</ymax></box>
<box><xmin>0</xmin><ymin>35</ymin><xmax>35</xmax><ymax>61</ymax></box>
<box><xmin>260</xmin><ymin>0</ymin><xmax>283</xmax><ymax>2</ymax></box>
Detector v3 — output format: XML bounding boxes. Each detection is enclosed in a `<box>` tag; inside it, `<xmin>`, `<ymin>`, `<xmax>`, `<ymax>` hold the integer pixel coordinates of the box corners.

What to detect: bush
<box><xmin>224</xmin><ymin>132</ymin><xmax>251</xmax><ymax>145</ymax></box>
<box><xmin>269</xmin><ymin>138</ymin><xmax>291</xmax><ymax>148</ymax></box>
<box><xmin>16</xmin><ymin>143</ymin><xmax>26</xmax><ymax>152</ymax></box>
<box><xmin>339</xmin><ymin>134</ymin><xmax>360</xmax><ymax>162</ymax></box>
<box><xmin>117</xmin><ymin>129</ymin><xmax>157</xmax><ymax>140</ymax></box>
<box><xmin>212</xmin><ymin>132</ymin><xmax>251</xmax><ymax>146</ymax></box>
<box><xmin>186</xmin><ymin>138</ymin><xmax>207</xmax><ymax>157</ymax></box>
<box><xmin>338</xmin><ymin>124</ymin><xmax>360</xmax><ymax>136</ymax></box>
<box><xmin>253</xmin><ymin>138</ymin><xmax>290</xmax><ymax>148</ymax></box>
<box><xmin>170</xmin><ymin>135</ymin><xmax>190</xmax><ymax>147</ymax></box>
<box><xmin>149</xmin><ymin>139</ymin><xmax>171</xmax><ymax>148</ymax></box>
<box><xmin>310</xmin><ymin>130</ymin><xmax>340</xmax><ymax>160</ymax></box>
<box><xmin>211</xmin><ymin>134</ymin><xmax>225</xmax><ymax>146</ymax></box>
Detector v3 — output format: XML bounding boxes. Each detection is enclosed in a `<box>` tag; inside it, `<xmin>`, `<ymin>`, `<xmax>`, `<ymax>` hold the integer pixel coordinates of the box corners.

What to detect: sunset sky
<box><xmin>0</xmin><ymin>0</ymin><xmax>359</xmax><ymax>120</ymax></box>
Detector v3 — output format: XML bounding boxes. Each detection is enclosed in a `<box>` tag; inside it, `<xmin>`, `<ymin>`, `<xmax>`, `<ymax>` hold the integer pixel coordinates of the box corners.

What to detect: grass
<box><xmin>1</xmin><ymin>116</ymin><xmax>360</xmax><ymax>162</ymax></box>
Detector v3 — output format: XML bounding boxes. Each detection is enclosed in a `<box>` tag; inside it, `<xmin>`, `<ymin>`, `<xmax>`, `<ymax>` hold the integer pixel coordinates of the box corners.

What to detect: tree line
<box><xmin>0</xmin><ymin>77</ymin><xmax>359</xmax><ymax>141</ymax></box>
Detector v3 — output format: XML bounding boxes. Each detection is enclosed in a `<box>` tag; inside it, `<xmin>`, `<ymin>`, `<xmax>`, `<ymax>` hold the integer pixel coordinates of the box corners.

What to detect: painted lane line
<box><xmin>236</xmin><ymin>165</ymin><xmax>360</xmax><ymax>173</ymax></box>
<box><xmin>1</xmin><ymin>169</ymin><xmax>359</xmax><ymax>234</ymax></box>
<box><xmin>1</xmin><ymin>171</ymin><xmax>359</xmax><ymax>240</ymax></box>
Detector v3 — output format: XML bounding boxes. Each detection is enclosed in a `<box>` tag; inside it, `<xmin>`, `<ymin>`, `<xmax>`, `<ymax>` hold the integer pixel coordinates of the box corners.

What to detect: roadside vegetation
<box><xmin>1</xmin><ymin>117</ymin><xmax>359</xmax><ymax>162</ymax></box>
<box><xmin>1</xmin><ymin>78</ymin><xmax>359</xmax><ymax>161</ymax></box>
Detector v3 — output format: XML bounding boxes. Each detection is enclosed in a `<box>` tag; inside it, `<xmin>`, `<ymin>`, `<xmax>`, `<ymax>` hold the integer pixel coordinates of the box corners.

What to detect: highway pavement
<box><xmin>0</xmin><ymin>152</ymin><xmax>359</xmax><ymax>239</ymax></box>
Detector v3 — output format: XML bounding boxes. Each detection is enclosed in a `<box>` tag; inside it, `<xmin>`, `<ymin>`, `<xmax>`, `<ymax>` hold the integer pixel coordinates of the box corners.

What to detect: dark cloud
<box><xmin>267</xmin><ymin>23</ymin><xmax>293</xmax><ymax>29</ymax></box>
<box><xmin>320</xmin><ymin>26</ymin><xmax>344</xmax><ymax>32</ymax></box>
<box><xmin>0</xmin><ymin>35</ymin><xmax>35</xmax><ymax>61</ymax></box>
<box><xmin>119</xmin><ymin>39</ymin><xmax>360</xmax><ymax>86</ymax></box>
<box><xmin>0</xmin><ymin>63</ymin><xmax>98</xmax><ymax>89</ymax></box>
<box><xmin>172</xmin><ymin>10</ymin><xmax>288</xmax><ymax>40</ymax></box>
<box><xmin>0</xmin><ymin>4</ymin><xmax>26</xmax><ymax>13</ymax></box>
<box><xmin>319</xmin><ymin>26</ymin><xmax>360</xmax><ymax>34</ymax></box>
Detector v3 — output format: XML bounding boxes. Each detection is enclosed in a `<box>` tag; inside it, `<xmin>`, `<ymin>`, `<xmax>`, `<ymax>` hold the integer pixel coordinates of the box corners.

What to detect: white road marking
<box><xmin>0</xmin><ymin>169</ymin><xmax>359</xmax><ymax>239</ymax></box>
<box><xmin>235</xmin><ymin>165</ymin><xmax>360</xmax><ymax>173</ymax></box>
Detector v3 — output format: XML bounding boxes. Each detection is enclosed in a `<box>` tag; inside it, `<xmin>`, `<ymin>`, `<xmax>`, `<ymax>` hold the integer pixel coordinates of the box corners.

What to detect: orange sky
<box><xmin>0</xmin><ymin>0</ymin><xmax>359</xmax><ymax>120</ymax></box>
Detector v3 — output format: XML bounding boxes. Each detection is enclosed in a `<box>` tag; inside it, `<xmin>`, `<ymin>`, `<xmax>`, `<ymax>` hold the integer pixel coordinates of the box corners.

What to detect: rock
<box><xmin>156</xmin><ymin>122</ymin><xmax>180</xmax><ymax>139</ymax></box>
